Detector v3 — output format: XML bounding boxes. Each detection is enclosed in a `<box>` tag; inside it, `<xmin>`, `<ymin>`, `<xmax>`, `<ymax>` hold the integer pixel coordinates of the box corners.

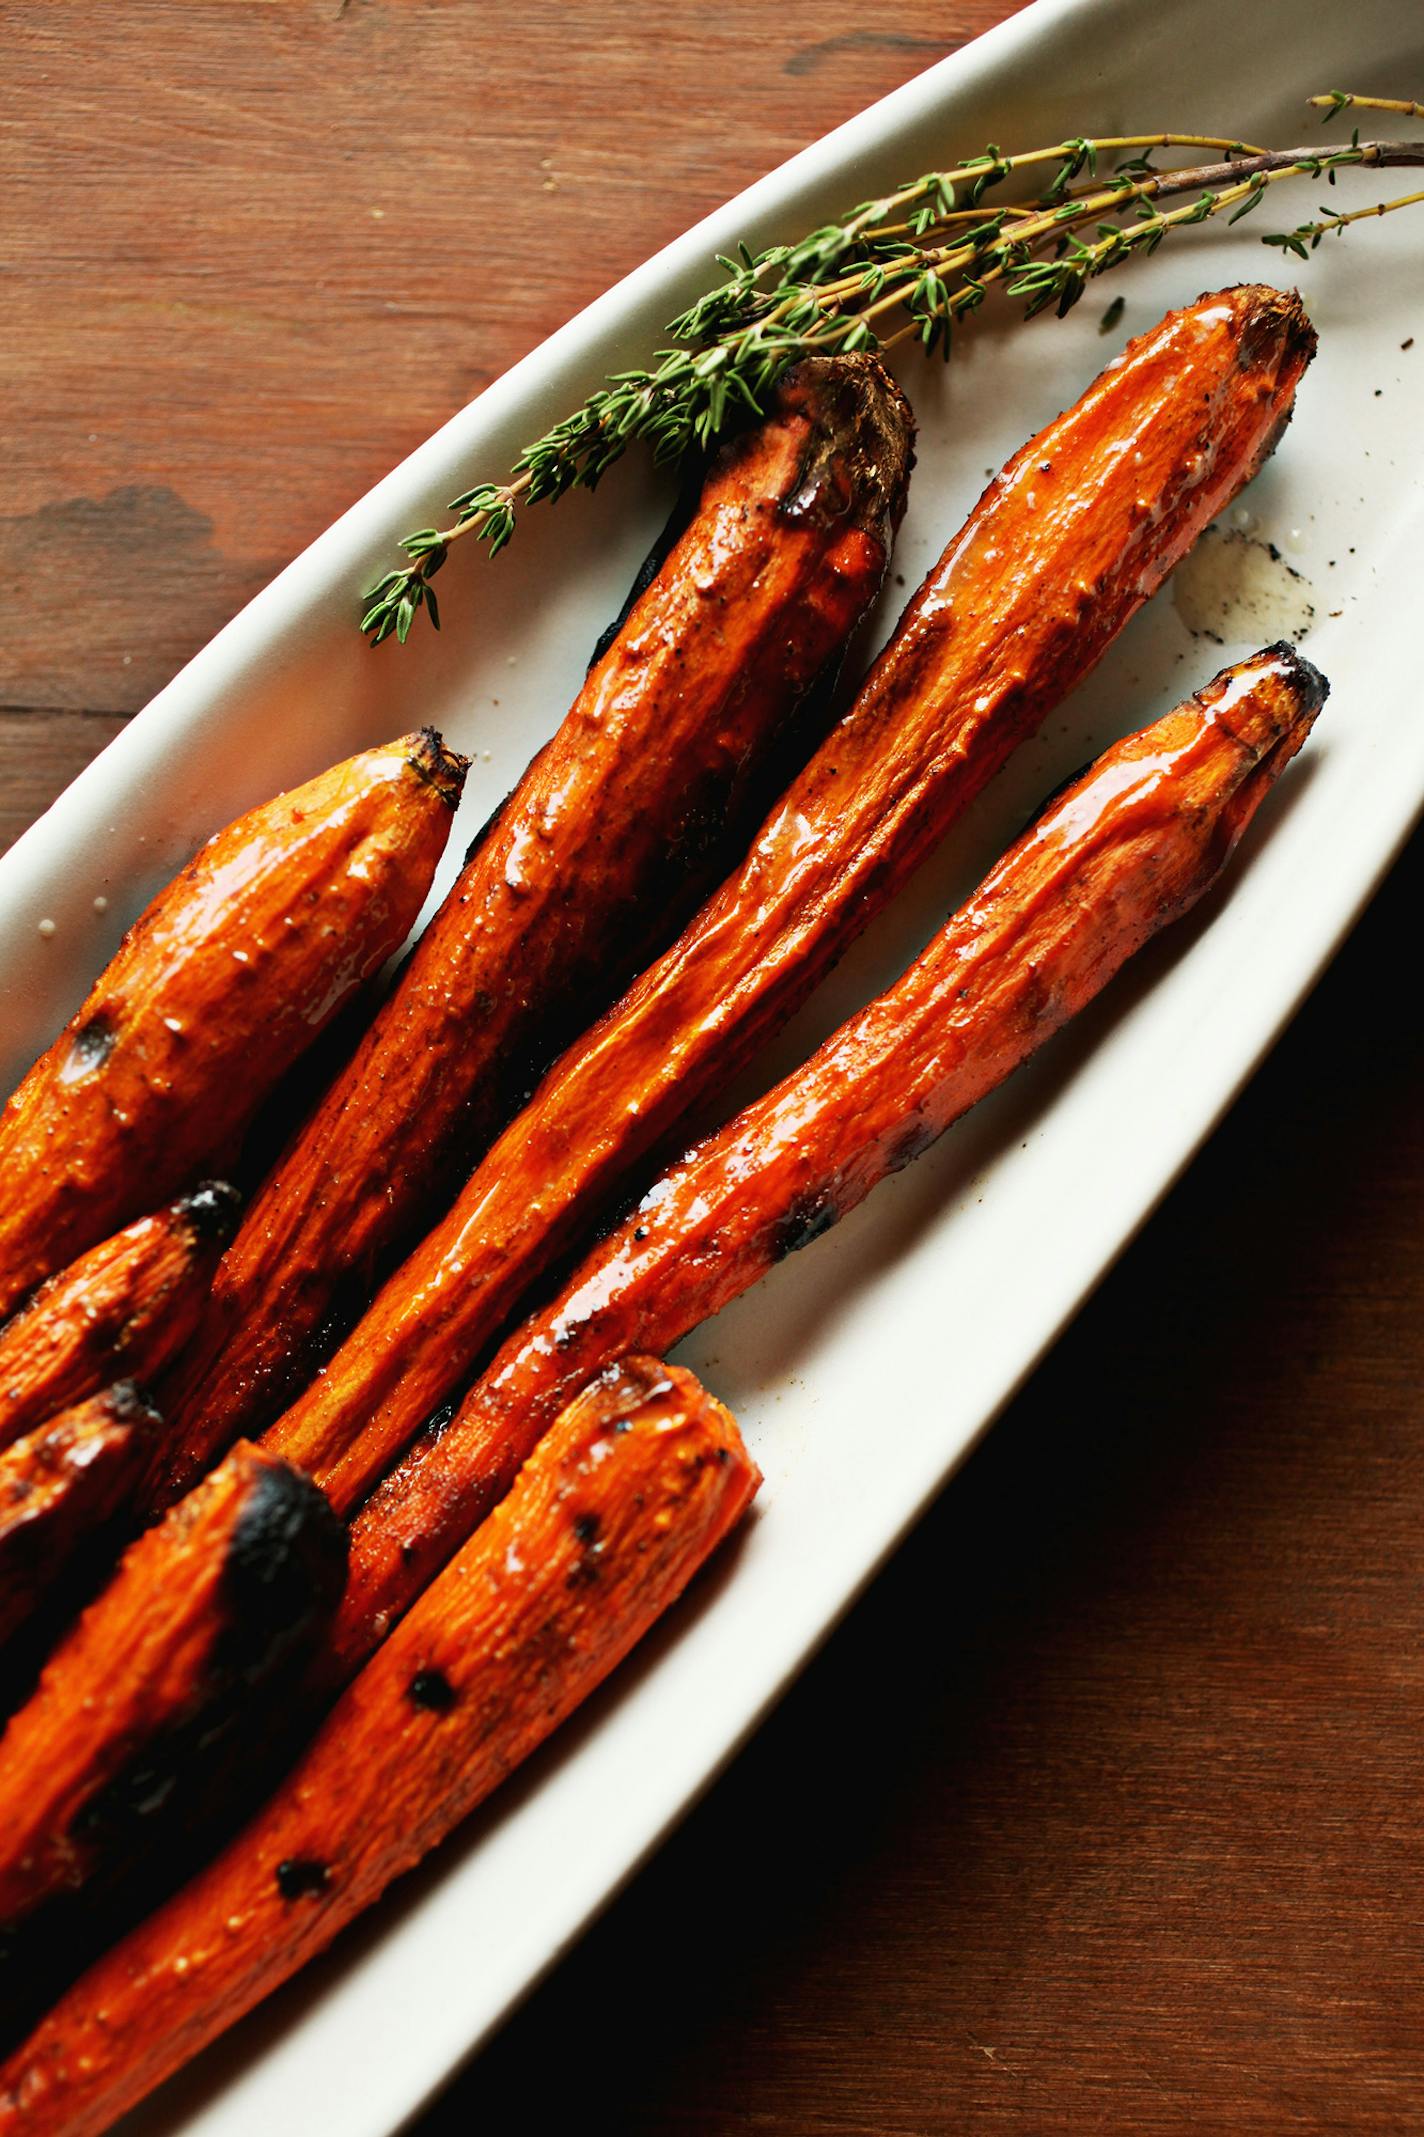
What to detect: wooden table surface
<box><xmin>8</xmin><ymin>5</ymin><xmax>1423</xmax><ymax>2130</ymax></box>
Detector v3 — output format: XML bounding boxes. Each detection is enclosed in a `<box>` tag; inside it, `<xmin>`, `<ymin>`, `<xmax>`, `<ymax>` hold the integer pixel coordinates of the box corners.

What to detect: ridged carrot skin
<box><xmin>263</xmin><ymin>284</ymin><xmax>1317</xmax><ymax>1519</ymax></box>
<box><xmin>0</xmin><ymin>1184</ymin><xmax>240</xmax><ymax>1455</ymax></box>
<box><xmin>157</xmin><ymin>355</ymin><xmax>914</xmax><ymax>1498</ymax></box>
<box><xmin>0</xmin><ymin>1387</ymin><xmax>160</xmax><ymax>1650</ymax></box>
<box><xmin>328</xmin><ymin>644</ymin><xmax>1326</xmax><ymax>1674</ymax></box>
<box><xmin>0</xmin><ymin>731</ymin><xmax>466</xmax><ymax>1322</ymax></box>
<box><xmin>0</xmin><ymin>1358</ymin><xmax>758</xmax><ymax>2135</ymax></box>
<box><xmin>0</xmin><ymin>1440</ymin><xmax>345</xmax><ymax>1938</ymax></box>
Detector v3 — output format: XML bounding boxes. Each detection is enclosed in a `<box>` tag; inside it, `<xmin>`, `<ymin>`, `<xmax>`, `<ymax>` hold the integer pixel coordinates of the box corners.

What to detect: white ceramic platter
<box><xmin>4</xmin><ymin>0</ymin><xmax>1421</xmax><ymax>2127</ymax></box>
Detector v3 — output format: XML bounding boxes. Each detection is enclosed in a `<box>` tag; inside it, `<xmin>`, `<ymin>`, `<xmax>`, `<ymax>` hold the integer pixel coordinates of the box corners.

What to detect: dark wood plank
<box><xmin>3</xmin><ymin>0</ymin><xmax>1015</xmax><ymax>728</ymax></box>
<box><xmin>0</xmin><ymin>711</ymin><xmax>127</xmax><ymax>855</ymax></box>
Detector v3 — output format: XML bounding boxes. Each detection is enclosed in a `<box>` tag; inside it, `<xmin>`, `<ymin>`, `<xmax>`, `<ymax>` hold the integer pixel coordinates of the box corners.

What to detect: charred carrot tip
<box><xmin>0</xmin><ymin>1362</ymin><xmax>752</xmax><ymax>2130</ymax></box>
<box><xmin>221</xmin><ymin>1451</ymin><xmax>348</xmax><ymax>1643</ymax></box>
<box><xmin>775</xmin><ymin>351</ymin><xmax>917</xmax><ymax>540</ymax></box>
<box><xmin>177</xmin><ymin>1181</ymin><xmax>243</xmax><ymax>1249</ymax></box>
<box><xmin>1261</xmin><ymin>638</ymin><xmax>1329</xmax><ymax>713</ymax></box>
<box><xmin>407</xmin><ymin>727</ymin><xmax>470</xmax><ymax>809</ymax></box>
<box><xmin>98</xmin><ymin>1381</ymin><xmax>162</xmax><ymax>1429</ymax></box>
<box><xmin>1216</xmin><ymin>281</ymin><xmax>1316</xmax><ymax>363</ymax></box>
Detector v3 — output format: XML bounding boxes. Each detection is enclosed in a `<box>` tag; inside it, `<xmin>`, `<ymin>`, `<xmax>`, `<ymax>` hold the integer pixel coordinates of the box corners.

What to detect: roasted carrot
<box><xmin>324</xmin><ymin>643</ymin><xmax>1326</xmax><ymax>1676</ymax></box>
<box><xmin>258</xmin><ymin>284</ymin><xmax>1317</xmax><ymax>1520</ymax></box>
<box><xmin>0</xmin><ymin>1184</ymin><xmax>240</xmax><ymax>1455</ymax></box>
<box><xmin>0</xmin><ymin>1357</ymin><xmax>758</xmax><ymax>2135</ymax></box>
<box><xmin>0</xmin><ymin>1386</ymin><xmax>160</xmax><ymax>1650</ymax></box>
<box><xmin>0</xmin><ymin>730</ymin><xmax>466</xmax><ymax>1320</ymax></box>
<box><xmin>157</xmin><ymin>354</ymin><xmax>914</xmax><ymax>1494</ymax></box>
<box><xmin>0</xmin><ymin>1440</ymin><xmax>345</xmax><ymax>1940</ymax></box>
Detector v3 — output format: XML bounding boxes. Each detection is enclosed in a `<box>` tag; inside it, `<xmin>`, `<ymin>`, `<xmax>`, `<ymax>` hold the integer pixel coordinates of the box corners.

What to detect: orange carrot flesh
<box><xmin>326</xmin><ymin>643</ymin><xmax>1325</xmax><ymax>1676</ymax></box>
<box><xmin>0</xmin><ymin>1441</ymin><xmax>345</xmax><ymax>1936</ymax></box>
<box><xmin>0</xmin><ymin>1184</ymin><xmax>240</xmax><ymax>1455</ymax></box>
<box><xmin>0</xmin><ymin>1387</ymin><xmax>160</xmax><ymax>1651</ymax></box>
<box><xmin>0</xmin><ymin>732</ymin><xmax>464</xmax><ymax>1320</ymax></box>
<box><xmin>262</xmin><ymin>285</ymin><xmax>1316</xmax><ymax>1518</ymax></box>
<box><xmin>0</xmin><ymin>1358</ymin><xmax>758</xmax><ymax>2136</ymax></box>
<box><xmin>157</xmin><ymin>355</ymin><xmax>914</xmax><ymax>1498</ymax></box>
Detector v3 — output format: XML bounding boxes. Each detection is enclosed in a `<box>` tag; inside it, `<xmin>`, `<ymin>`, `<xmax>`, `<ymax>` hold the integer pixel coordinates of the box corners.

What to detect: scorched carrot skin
<box><xmin>0</xmin><ymin>1386</ymin><xmax>160</xmax><ymax>1650</ymax></box>
<box><xmin>327</xmin><ymin>643</ymin><xmax>1326</xmax><ymax>1675</ymax></box>
<box><xmin>0</xmin><ymin>1357</ymin><xmax>758</xmax><ymax>2136</ymax></box>
<box><xmin>0</xmin><ymin>731</ymin><xmax>465</xmax><ymax>1321</ymax></box>
<box><xmin>0</xmin><ymin>1439</ymin><xmax>345</xmax><ymax>1938</ymax></box>
<box><xmin>0</xmin><ymin>1183</ymin><xmax>240</xmax><ymax>1455</ymax></box>
<box><xmin>157</xmin><ymin>354</ymin><xmax>914</xmax><ymax>1497</ymax></box>
<box><xmin>262</xmin><ymin>283</ymin><xmax>1316</xmax><ymax>1519</ymax></box>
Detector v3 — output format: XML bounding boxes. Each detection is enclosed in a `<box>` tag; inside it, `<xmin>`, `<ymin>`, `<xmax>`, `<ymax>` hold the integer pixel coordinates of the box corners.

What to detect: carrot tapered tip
<box><xmin>98</xmin><ymin>1380</ymin><xmax>163</xmax><ymax>1430</ymax></box>
<box><xmin>1260</xmin><ymin>639</ymin><xmax>1330</xmax><ymax>715</ymax></box>
<box><xmin>178</xmin><ymin>1180</ymin><xmax>243</xmax><ymax>1249</ymax></box>
<box><xmin>407</xmin><ymin>728</ymin><xmax>470</xmax><ymax>810</ymax></box>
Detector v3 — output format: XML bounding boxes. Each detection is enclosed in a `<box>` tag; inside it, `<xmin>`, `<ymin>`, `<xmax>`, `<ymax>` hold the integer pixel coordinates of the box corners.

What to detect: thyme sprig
<box><xmin>363</xmin><ymin>97</ymin><xmax>1424</xmax><ymax>645</ymax></box>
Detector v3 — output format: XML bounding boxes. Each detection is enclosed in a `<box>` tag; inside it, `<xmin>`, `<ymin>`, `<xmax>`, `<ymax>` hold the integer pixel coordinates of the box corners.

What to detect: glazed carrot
<box><xmin>0</xmin><ymin>1386</ymin><xmax>160</xmax><ymax>1650</ymax></box>
<box><xmin>0</xmin><ymin>1184</ymin><xmax>240</xmax><ymax>1455</ymax></box>
<box><xmin>0</xmin><ymin>730</ymin><xmax>466</xmax><ymax>1320</ymax></box>
<box><xmin>157</xmin><ymin>354</ymin><xmax>914</xmax><ymax>1493</ymax></box>
<box><xmin>0</xmin><ymin>1357</ymin><xmax>758</xmax><ymax>2135</ymax></box>
<box><xmin>326</xmin><ymin>643</ymin><xmax>1326</xmax><ymax>1675</ymax></box>
<box><xmin>259</xmin><ymin>284</ymin><xmax>1317</xmax><ymax>1519</ymax></box>
<box><xmin>0</xmin><ymin>1440</ymin><xmax>345</xmax><ymax>1939</ymax></box>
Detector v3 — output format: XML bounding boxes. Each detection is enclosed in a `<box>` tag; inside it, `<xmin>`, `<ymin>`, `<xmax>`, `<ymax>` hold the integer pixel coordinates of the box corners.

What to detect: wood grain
<box><xmin>2</xmin><ymin>0</ymin><xmax>1007</xmax><ymax>735</ymax></box>
<box><xmin>7</xmin><ymin>4</ymin><xmax>1424</xmax><ymax>2132</ymax></box>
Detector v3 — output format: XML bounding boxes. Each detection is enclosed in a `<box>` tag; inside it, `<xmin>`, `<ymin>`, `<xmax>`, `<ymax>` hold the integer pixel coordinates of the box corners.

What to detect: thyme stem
<box><xmin>362</xmin><ymin>99</ymin><xmax>1424</xmax><ymax>646</ymax></box>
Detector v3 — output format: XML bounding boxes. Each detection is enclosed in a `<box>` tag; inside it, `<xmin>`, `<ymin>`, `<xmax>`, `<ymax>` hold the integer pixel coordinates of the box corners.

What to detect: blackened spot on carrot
<box><xmin>566</xmin><ymin>1509</ymin><xmax>605</xmax><ymax>1589</ymax></box>
<box><xmin>716</xmin><ymin>1445</ymin><xmax>730</xmax><ymax>1464</ymax></box>
<box><xmin>772</xmin><ymin>1193</ymin><xmax>838</xmax><ymax>1260</ymax></box>
<box><xmin>409</xmin><ymin>1668</ymin><xmax>456</xmax><ymax>1713</ymax></box>
<box><xmin>889</xmin><ymin>1119</ymin><xmax>939</xmax><ymax>1175</ymax></box>
<box><xmin>276</xmin><ymin>1858</ymin><xmax>330</xmax><ymax>1901</ymax></box>
<box><xmin>64</xmin><ymin>1015</ymin><xmax>115</xmax><ymax>1081</ymax></box>
<box><xmin>400</xmin><ymin>1540</ymin><xmax>420</xmax><ymax>1566</ymax></box>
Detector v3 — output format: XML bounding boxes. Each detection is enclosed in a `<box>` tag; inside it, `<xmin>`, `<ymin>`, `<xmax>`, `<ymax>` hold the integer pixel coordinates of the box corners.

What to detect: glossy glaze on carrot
<box><xmin>0</xmin><ymin>732</ymin><xmax>465</xmax><ymax>1321</ymax></box>
<box><xmin>0</xmin><ymin>1441</ymin><xmax>345</xmax><ymax>1938</ymax></box>
<box><xmin>0</xmin><ymin>1357</ymin><xmax>758</xmax><ymax>2135</ymax></box>
<box><xmin>0</xmin><ymin>1387</ymin><xmax>160</xmax><ymax>1650</ymax></box>
<box><xmin>261</xmin><ymin>284</ymin><xmax>1317</xmax><ymax>1519</ymax></box>
<box><xmin>326</xmin><ymin>644</ymin><xmax>1326</xmax><ymax>1674</ymax></box>
<box><xmin>0</xmin><ymin>1184</ymin><xmax>240</xmax><ymax>1455</ymax></box>
<box><xmin>157</xmin><ymin>355</ymin><xmax>914</xmax><ymax>1498</ymax></box>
